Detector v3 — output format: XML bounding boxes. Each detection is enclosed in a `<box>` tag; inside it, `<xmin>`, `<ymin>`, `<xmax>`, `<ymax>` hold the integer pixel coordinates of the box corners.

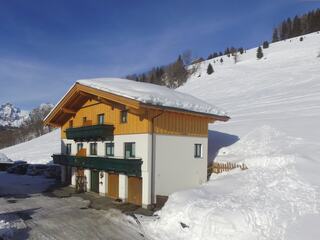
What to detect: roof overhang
<box><xmin>44</xmin><ymin>82</ymin><xmax>230</xmax><ymax>126</ymax></box>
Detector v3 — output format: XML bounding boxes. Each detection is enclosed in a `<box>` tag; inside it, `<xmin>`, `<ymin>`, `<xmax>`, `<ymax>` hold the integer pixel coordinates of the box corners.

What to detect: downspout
<box><xmin>150</xmin><ymin>111</ymin><xmax>164</xmax><ymax>206</ymax></box>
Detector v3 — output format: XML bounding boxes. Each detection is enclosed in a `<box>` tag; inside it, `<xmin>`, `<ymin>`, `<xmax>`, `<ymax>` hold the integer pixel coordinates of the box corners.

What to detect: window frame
<box><xmin>90</xmin><ymin>142</ymin><xmax>98</xmax><ymax>156</ymax></box>
<box><xmin>105</xmin><ymin>142</ymin><xmax>114</xmax><ymax>157</ymax></box>
<box><xmin>124</xmin><ymin>142</ymin><xmax>135</xmax><ymax>158</ymax></box>
<box><xmin>66</xmin><ymin>143</ymin><xmax>72</xmax><ymax>155</ymax></box>
<box><xmin>77</xmin><ymin>143</ymin><xmax>83</xmax><ymax>153</ymax></box>
<box><xmin>194</xmin><ymin>144</ymin><xmax>203</xmax><ymax>158</ymax></box>
<box><xmin>97</xmin><ymin>113</ymin><xmax>105</xmax><ymax>125</ymax></box>
<box><xmin>120</xmin><ymin>110</ymin><xmax>128</xmax><ymax>124</ymax></box>
<box><xmin>82</xmin><ymin>117</ymin><xmax>87</xmax><ymax>126</ymax></box>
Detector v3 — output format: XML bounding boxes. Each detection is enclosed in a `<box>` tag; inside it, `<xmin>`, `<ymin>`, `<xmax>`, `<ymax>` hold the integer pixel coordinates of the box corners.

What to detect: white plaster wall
<box><xmin>61</xmin><ymin>139</ymin><xmax>78</xmax><ymax>155</ymax></box>
<box><xmin>154</xmin><ymin>134</ymin><xmax>208</xmax><ymax>197</ymax></box>
<box><xmin>99</xmin><ymin>171</ymin><xmax>108</xmax><ymax>196</ymax></box>
<box><xmin>118</xmin><ymin>174</ymin><xmax>128</xmax><ymax>201</ymax></box>
<box><xmin>84</xmin><ymin>169</ymin><xmax>91</xmax><ymax>191</ymax></box>
<box><xmin>114</xmin><ymin>134</ymin><xmax>152</xmax><ymax>206</ymax></box>
<box><xmin>71</xmin><ymin>167</ymin><xmax>76</xmax><ymax>187</ymax></box>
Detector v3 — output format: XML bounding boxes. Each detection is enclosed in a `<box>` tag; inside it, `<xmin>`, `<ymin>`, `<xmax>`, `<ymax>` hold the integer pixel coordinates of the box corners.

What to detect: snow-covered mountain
<box><xmin>0</xmin><ymin>103</ymin><xmax>29</xmax><ymax>127</ymax></box>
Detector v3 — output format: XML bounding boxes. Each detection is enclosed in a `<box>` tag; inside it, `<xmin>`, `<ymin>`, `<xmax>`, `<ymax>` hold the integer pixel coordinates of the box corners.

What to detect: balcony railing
<box><xmin>52</xmin><ymin>154</ymin><xmax>142</xmax><ymax>177</ymax></box>
<box><xmin>66</xmin><ymin>124</ymin><xmax>114</xmax><ymax>142</ymax></box>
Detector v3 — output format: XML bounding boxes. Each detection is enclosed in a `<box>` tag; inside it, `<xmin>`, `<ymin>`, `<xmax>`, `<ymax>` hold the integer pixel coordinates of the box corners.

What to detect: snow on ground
<box><xmin>140</xmin><ymin>33</ymin><xmax>320</xmax><ymax>239</ymax></box>
<box><xmin>0</xmin><ymin>129</ymin><xmax>60</xmax><ymax>164</ymax></box>
<box><xmin>0</xmin><ymin>153</ymin><xmax>12</xmax><ymax>163</ymax></box>
<box><xmin>0</xmin><ymin>172</ymin><xmax>144</xmax><ymax>240</ymax></box>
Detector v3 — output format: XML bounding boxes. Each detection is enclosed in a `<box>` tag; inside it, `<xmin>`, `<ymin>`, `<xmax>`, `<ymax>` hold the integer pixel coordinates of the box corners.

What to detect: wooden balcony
<box><xmin>66</xmin><ymin>124</ymin><xmax>114</xmax><ymax>142</ymax></box>
<box><xmin>52</xmin><ymin>154</ymin><xmax>142</xmax><ymax>177</ymax></box>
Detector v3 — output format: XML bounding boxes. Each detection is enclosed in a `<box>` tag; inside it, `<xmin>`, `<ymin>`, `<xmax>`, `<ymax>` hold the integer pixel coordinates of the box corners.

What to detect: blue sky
<box><xmin>0</xmin><ymin>0</ymin><xmax>319</xmax><ymax>110</ymax></box>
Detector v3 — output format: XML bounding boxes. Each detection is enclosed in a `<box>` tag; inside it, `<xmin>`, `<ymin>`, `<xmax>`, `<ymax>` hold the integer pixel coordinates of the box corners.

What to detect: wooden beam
<box><xmin>77</xmin><ymin>84</ymin><xmax>141</xmax><ymax>109</ymax></box>
<box><xmin>78</xmin><ymin>91</ymin><xmax>94</xmax><ymax>98</ymax></box>
<box><xmin>95</xmin><ymin>96</ymin><xmax>126</xmax><ymax>110</ymax></box>
<box><xmin>61</xmin><ymin>107</ymin><xmax>76</xmax><ymax>114</ymax></box>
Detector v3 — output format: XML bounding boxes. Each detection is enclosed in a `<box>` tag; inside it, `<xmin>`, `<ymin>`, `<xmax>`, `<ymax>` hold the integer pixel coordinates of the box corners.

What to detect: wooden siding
<box><xmin>61</xmin><ymin>99</ymin><xmax>150</xmax><ymax>138</ymax></box>
<box><xmin>108</xmin><ymin>173</ymin><xmax>119</xmax><ymax>199</ymax></box>
<box><xmin>60</xmin><ymin>98</ymin><xmax>212</xmax><ymax>139</ymax></box>
<box><xmin>152</xmin><ymin>111</ymin><xmax>211</xmax><ymax>137</ymax></box>
<box><xmin>128</xmin><ymin>177</ymin><xmax>142</xmax><ymax>206</ymax></box>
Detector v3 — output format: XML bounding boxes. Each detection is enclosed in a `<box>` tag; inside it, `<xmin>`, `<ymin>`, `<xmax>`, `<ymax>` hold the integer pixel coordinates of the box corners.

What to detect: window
<box><xmin>90</xmin><ymin>143</ymin><xmax>97</xmax><ymax>155</ymax></box>
<box><xmin>69</xmin><ymin>120</ymin><xmax>73</xmax><ymax>128</ymax></box>
<box><xmin>120</xmin><ymin>110</ymin><xmax>128</xmax><ymax>123</ymax></box>
<box><xmin>194</xmin><ymin>144</ymin><xmax>203</xmax><ymax>158</ymax></box>
<box><xmin>105</xmin><ymin>143</ymin><xmax>114</xmax><ymax>156</ymax></box>
<box><xmin>82</xmin><ymin>117</ymin><xmax>87</xmax><ymax>125</ymax></box>
<box><xmin>97</xmin><ymin>114</ymin><xmax>104</xmax><ymax>125</ymax></box>
<box><xmin>124</xmin><ymin>142</ymin><xmax>135</xmax><ymax>158</ymax></box>
<box><xmin>66</xmin><ymin>144</ymin><xmax>72</xmax><ymax>155</ymax></box>
<box><xmin>77</xmin><ymin>143</ymin><xmax>83</xmax><ymax>153</ymax></box>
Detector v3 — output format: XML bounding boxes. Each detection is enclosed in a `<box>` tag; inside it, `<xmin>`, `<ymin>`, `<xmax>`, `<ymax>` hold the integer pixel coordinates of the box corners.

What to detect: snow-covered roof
<box><xmin>76</xmin><ymin>78</ymin><xmax>228</xmax><ymax>118</ymax></box>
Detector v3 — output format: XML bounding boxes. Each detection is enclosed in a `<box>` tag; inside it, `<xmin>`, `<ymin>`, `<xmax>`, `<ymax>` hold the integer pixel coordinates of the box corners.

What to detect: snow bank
<box><xmin>0</xmin><ymin>129</ymin><xmax>60</xmax><ymax>164</ymax></box>
<box><xmin>77</xmin><ymin>78</ymin><xmax>227</xmax><ymax>116</ymax></box>
<box><xmin>140</xmin><ymin>126</ymin><xmax>320</xmax><ymax>240</ymax></box>
<box><xmin>0</xmin><ymin>153</ymin><xmax>12</xmax><ymax>163</ymax></box>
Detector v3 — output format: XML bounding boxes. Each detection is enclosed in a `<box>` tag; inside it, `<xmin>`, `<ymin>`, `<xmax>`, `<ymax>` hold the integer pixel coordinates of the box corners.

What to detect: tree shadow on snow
<box><xmin>208</xmin><ymin>130</ymin><xmax>239</xmax><ymax>164</ymax></box>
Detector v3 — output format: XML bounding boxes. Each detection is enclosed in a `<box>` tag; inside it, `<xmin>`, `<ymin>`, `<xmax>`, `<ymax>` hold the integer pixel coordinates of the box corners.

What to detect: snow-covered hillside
<box><xmin>0</xmin><ymin>129</ymin><xmax>60</xmax><ymax>164</ymax></box>
<box><xmin>141</xmin><ymin>33</ymin><xmax>320</xmax><ymax>240</ymax></box>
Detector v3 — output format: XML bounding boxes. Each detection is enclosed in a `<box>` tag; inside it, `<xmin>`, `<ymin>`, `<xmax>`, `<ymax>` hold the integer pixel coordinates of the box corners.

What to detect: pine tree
<box><xmin>280</xmin><ymin>21</ymin><xmax>288</xmax><ymax>40</ymax></box>
<box><xmin>220</xmin><ymin>58</ymin><xmax>223</xmax><ymax>63</ymax></box>
<box><xmin>272</xmin><ymin>28</ymin><xmax>279</xmax><ymax>42</ymax></box>
<box><xmin>207</xmin><ymin>54</ymin><xmax>213</xmax><ymax>60</ymax></box>
<box><xmin>262</xmin><ymin>41</ymin><xmax>269</xmax><ymax>49</ymax></box>
<box><xmin>207</xmin><ymin>63</ymin><xmax>214</xmax><ymax>75</ymax></box>
<box><xmin>286</xmin><ymin>18</ymin><xmax>293</xmax><ymax>38</ymax></box>
<box><xmin>292</xmin><ymin>16</ymin><xmax>302</xmax><ymax>37</ymax></box>
<box><xmin>238</xmin><ymin>48</ymin><xmax>244</xmax><ymax>54</ymax></box>
<box><xmin>257</xmin><ymin>46</ymin><xmax>263</xmax><ymax>59</ymax></box>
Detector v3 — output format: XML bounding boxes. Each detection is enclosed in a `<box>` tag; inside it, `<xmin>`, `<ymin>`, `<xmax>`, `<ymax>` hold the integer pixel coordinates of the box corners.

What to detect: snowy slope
<box><xmin>141</xmin><ymin>33</ymin><xmax>320</xmax><ymax>240</ymax></box>
<box><xmin>0</xmin><ymin>129</ymin><xmax>60</xmax><ymax>164</ymax></box>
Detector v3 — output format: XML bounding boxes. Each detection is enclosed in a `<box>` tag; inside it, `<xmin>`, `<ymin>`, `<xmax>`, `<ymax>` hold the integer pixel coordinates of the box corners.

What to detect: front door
<box><xmin>91</xmin><ymin>170</ymin><xmax>99</xmax><ymax>193</ymax></box>
<box><xmin>108</xmin><ymin>173</ymin><xmax>119</xmax><ymax>199</ymax></box>
<box><xmin>128</xmin><ymin>177</ymin><xmax>142</xmax><ymax>206</ymax></box>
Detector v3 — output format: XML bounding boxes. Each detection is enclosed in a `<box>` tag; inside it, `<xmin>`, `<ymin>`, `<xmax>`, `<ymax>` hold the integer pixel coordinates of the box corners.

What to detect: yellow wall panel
<box><xmin>60</xmin><ymin>100</ymin><xmax>210</xmax><ymax>139</ymax></box>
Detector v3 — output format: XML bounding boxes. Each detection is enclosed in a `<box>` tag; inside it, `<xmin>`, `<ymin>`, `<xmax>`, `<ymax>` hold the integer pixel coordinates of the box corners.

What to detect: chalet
<box><xmin>44</xmin><ymin>78</ymin><xmax>229</xmax><ymax>208</ymax></box>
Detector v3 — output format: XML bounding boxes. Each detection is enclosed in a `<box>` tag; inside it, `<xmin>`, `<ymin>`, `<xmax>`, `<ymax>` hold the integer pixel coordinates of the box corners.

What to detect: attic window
<box><xmin>120</xmin><ymin>110</ymin><xmax>128</xmax><ymax>123</ymax></box>
<box><xmin>97</xmin><ymin>114</ymin><xmax>104</xmax><ymax>125</ymax></box>
<box><xmin>82</xmin><ymin>117</ymin><xmax>87</xmax><ymax>126</ymax></box>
